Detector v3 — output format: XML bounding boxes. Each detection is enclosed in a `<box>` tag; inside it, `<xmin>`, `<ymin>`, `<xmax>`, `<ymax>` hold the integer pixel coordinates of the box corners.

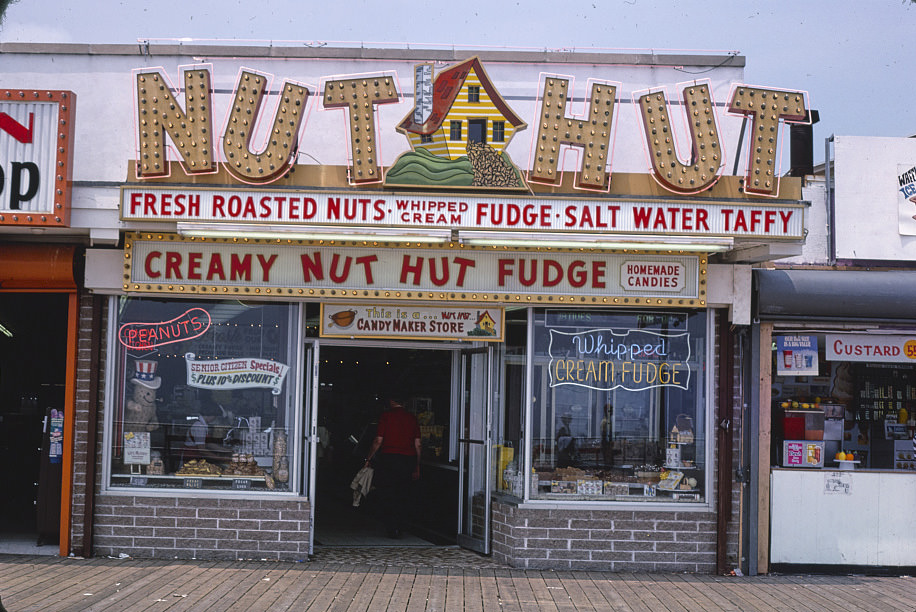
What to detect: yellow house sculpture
<box><xmin>396</xmin><ymin>57</ymin><xmax>526</xmax><ymax>161</ymax></box>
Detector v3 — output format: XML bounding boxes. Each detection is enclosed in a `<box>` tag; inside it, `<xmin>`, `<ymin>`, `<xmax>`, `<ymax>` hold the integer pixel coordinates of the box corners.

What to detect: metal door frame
<box><xmin>303</xmin><ymin>339</ymin><xmax>320</xmax><ymax>556</ymax></box>
<box><xmin>456</xmin><ymin>345</ymin><xmax>494</xmax><ymax>554</ymax></box>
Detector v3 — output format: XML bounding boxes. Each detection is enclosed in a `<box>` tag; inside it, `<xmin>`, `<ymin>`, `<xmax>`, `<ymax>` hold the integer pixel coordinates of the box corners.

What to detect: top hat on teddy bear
<box><xmin>132</xmin><ymin>359</ymin><xmax>161</xmax><ymax>390</ymax></box>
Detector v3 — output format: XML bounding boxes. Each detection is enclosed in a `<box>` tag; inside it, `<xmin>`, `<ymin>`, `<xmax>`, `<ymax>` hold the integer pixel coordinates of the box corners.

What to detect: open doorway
<box><xmin>313</xmin><ymin>345</ymin><xmax>458</xmax><ymax>547</ymax></box>
<box><xmin>0</xmin><ymin>294</ymin><xmax>67</xmax><ymax>554</ymax></box>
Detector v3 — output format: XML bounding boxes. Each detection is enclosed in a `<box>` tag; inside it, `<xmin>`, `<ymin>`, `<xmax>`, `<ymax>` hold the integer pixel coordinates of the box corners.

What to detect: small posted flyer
<box><xmin>124</xmin><ymin>431</ymin><xmax>151</xmax><ymax>465</ymax></box>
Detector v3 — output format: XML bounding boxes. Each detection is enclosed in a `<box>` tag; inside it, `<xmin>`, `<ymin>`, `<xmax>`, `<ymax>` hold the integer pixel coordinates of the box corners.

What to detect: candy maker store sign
<box><xmin>123</xmin><ymin>233</ymin><xmax>705</xmax><ymax>306</ymax></box>
<box><xmin>321</xmin><ymin>304</ymin><xmax>504</xmax><ymax>342</ymax></box>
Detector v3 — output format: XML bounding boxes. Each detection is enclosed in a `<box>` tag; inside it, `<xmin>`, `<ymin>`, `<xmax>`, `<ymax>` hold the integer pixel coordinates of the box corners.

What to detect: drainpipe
<box><xmin>716</xmin><ymin>312</ymin><xmax>735</xmax><ymax>575</ymax></box>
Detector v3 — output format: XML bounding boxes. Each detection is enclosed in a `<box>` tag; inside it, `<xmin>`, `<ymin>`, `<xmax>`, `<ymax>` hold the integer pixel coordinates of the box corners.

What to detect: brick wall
<box><xmin>68</xmin><ymin>291</ymin><xmax>101</xmax><ymax>554</ymax></box>
<box><xmin>93</xmin><ymin>495</ymin><xmax>311</xmax><ymax>561</ymax></box>
<box><xmin>492</xmin><ymin>501</ymin><xmax>716</xmax><ymax>572</ymax></box>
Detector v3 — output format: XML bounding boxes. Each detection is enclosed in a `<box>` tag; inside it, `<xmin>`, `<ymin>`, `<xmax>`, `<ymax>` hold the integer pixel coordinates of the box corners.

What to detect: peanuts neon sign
<box><xmin>118</xmin><ymin>307</ymin><xmax>211</xmax><ymax>350</ymax></box>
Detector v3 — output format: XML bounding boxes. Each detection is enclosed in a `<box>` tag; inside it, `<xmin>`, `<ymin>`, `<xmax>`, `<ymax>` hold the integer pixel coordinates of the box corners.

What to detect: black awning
<box><xmin>755</xmin><ymin>269</ymin><xmax>916</xmax><ymax>322</ymax></box>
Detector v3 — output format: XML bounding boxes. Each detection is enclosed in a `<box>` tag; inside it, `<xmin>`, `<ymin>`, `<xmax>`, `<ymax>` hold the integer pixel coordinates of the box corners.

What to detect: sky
<box><xmin>1</xmin><ymin>0</ymin><xmax>914</xmax><ymax>164</ymax></box>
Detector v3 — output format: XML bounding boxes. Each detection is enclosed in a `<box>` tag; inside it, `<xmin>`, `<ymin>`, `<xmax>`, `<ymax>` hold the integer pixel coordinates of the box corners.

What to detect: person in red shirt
<box><xmin>364</xmin><ymin>398</ymin><xmax>421</xmax><ymax>538</ymax></box>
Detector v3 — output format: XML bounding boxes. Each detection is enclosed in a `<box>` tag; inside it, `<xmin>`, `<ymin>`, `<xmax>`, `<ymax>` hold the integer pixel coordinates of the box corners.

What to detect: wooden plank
<box><xmin>524</xmin><ymin>571</ymin><xmax>561</xmax><ymax>611</ymax></box>
<box><xmin>131</xmin><ymin>561</ymin><xmax>222</xmax><ymax>612</ymax></box>
<box><xmin>778</xmin><ymin>575</ymin><xmax>897</xmax><ymax>612</ymax></box>
<box><xmin>646</xmin><ymin>574</ymin><xmax>709</xmax><ymax>612</ymax></box>
<box><xmin>444</xmin><ymin>568</ymin><xmax>465</xmax><ymax>612</ymax></box>
<box><xmin>2</xmin><ymin>557</ymin><xmax>104</xmax><ymax>597</ymax></box>
<box><xmin>674</xmin><ymin>575</ymin><xmax>749</xmax><ymax>611</ymax></box>
<box><xmin>256</xmin><ymin>565</ymin><xmax>324</xmax><ymax>611</ymax></box>
<box><xmin>181</xmin><ymin>563</ymin><xmax>263</xmax><ymax>612</ymax></box>
<box><xmin>285</xmin><ymin>564</ymin><xmax>339</xmax><ymax>610</ymax></box>
<box><xmin>383</xmin><ymin>567</ymin><xmax>418</xmax><ymax>612</ymax></box>
<box><xmin>492</xmin><ymin>568</ymin><xmax>522</xmax><ymax>612</ymax></box>
<box><xmin>758</xmin><ymin>321</ymin><xmax>773</xmax><ymax>575</ymax></box>
<box><xmin>694</xmin><ymin>577</ymin><xmax>772</xmax><ymax>612</ymax></box>
<box><xmin>219</xmin><ymin>563</ymin><xmax>299</xmax><ymax>612</ymax></box>
<box><xmin>614</xmin><ymin>573</ymin><xmax>673</xmax><ymax>611</ymax></box>
<box><xmin>301</xmin><ymin>563</ymin><xmax>364</xmax><ymax>612</ymax></box>
<box><xmin>10</xmin><ymin>559</ymin><xmax>155</xmax><ymax>611</ymax></box>
<box><xmin>583</xmin><ymin>571</ymin><xmax>632</xmax><ymax>611</ymax></box>
<box><xmin>550</xmin><ymin>570</ymin><xmax>598</xmax><ymax>610</ymax></box>
<box><xmin>509</xmin><ymin>570</ymin><xmax>539</xmax><ymax>609</ymax></box>
<box><xmin>141</xmin><ymin>561</ymin><xmax>230</xmax><ymax>612</ymax></box>
<box><xmin>476</xmin><ymin>568</ymin><xmax>504</xmax><ymax>611</ymax></box>
<box><xmin>774</xmin><ymin>576</ymin><xmax>871</xmax><ymax>612</ymax></box>
<box><xmin>73</xmin><ymin>560</ymin><xmax>223</xmax><ymax>612</ymax></box>
<box><xmin>864</xmin><ymin>576</ymin><xmax>916</xmax><ymax>608</ymax></box>
<box><xmin>424</xmin><ymin>567</ymin><xmax>449</xmax><ymax>612</ymax></box>
<box><xmin>343</xmin><ymin>565</ymin><xmax>384</xmax><ymax>612</ymax></box>
<box><xmin>460</xmin><ymin>568</ymin><xmax>484</xmax><ymax>612</ymax></box>
<box><xmin>404</xmin><ymin>565</ymin><xmax>433</xmax><ymax>612</ymax></box>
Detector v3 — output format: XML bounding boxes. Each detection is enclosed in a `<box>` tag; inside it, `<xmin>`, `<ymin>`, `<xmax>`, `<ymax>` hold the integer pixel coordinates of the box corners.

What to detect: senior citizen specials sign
<box><xmin>123</xmin><ymin>233</ymin><xmax>705</xmax><ymax>306</ymax></box>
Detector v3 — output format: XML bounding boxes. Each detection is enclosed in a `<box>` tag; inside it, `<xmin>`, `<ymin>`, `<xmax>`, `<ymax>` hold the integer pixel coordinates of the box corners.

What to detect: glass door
<box><xmin>303</xmin><ymin>339</ymin><xmax>319</xmax><ymax>556</ymax></box>
<box><xmin>457</xmin><ymin>345</ymin><xmax>493</xmax><ymax>554</ymax></box>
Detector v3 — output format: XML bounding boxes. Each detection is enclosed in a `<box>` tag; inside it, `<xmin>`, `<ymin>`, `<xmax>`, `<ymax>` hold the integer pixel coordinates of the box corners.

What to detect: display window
<box><xmin>492</xmin><ymin>308</ymin><xmax>528</xmax><ymax>499</ymax></box>
<box><xmin>529</xmin><ymin>309</ymin><xmax>708</xmax><ymax>503</ymax></box>
<box><xmin>771</xmin><ymin>330</ymin><xmax>916</xmax><ymax>471</ymax></box>
<box><xmin>106</xmin><ymin>297</ymin><xmax>300</xmax><ymax>493</ymax></box>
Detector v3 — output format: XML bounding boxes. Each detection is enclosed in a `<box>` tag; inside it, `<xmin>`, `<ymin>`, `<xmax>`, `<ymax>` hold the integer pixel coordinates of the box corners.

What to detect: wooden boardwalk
<box><xmin>2</xmin><ymin>553</ymin><xmax>916</xmax><ymax>611</ymax></box>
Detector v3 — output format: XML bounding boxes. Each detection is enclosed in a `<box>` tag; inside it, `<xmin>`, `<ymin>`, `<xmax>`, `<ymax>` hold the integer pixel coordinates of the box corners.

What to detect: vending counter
<box><xmin>770</xmin><ymin>468</ymin><xmax>916</xmax><ymax>567</ymax></box>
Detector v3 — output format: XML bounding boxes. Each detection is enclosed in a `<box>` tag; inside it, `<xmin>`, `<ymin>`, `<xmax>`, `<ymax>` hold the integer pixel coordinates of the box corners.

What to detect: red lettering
<box><xmin>187</xmin><ymin>252</ymin><xmax>202</xmax><ymax>280</ymax></box>
<box><xmin>206</xmin><ymin>254</ymin><xmax>225</xmax><ymax>280</ymax></box>
<box><xmin>165</xmin><ymin>252</ymin><xmax>182</xmax><ymax>279</ymax></box>
<box><xmin>257</xmin><ymin>254</ymin><xmax>278</xmax><ymax>282</ymax></box>
<box><xmin>230</xmin><ymin>253</ymin><xmax>252</xmax><ymax>280</ymax></box>
<box><xmin>400</xmin><ymin>255</ymin><xmax>424</xmax><ymax>285</ymax></box>
<box><xmin>144</xmin><ymin>251</ymin><xmax>162</xmax><ymax>278</ymax></box>
<box><xmin>300</xmin><ymin>252</ymin><xmax>323</xmax><ymax>282</ymax></box>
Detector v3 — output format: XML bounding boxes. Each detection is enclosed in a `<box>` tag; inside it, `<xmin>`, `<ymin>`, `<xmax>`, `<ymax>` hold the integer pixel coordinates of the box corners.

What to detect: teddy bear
<box><xmin>125</xmin><ymin>380</ymin><xmax>159</xmax><ymax>432</ymax></box>
<box><xmin>124</xmin><ymin>359</ymin><xmax>161</xmax><ymax>432</ymax></box>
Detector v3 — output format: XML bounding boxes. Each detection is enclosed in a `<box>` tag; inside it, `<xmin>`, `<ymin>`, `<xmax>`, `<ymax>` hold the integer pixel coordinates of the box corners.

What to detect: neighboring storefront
<box><xmin>0</xmin><ymin>87</ymin><xmax>79</xmax><ymax>556</ymax></box>
<box><xmin>754</xmin><ymin>136</ymin><xmax>916</xmax><ymax>574</ymax></box>
<box><xmin>2</xmin><ymin>43</ymin><xmax>813</xmax><ymax>572</ymax></box>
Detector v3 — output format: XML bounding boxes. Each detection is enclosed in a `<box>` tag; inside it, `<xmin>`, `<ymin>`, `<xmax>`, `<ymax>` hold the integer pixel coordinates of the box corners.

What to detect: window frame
<box><xmin>467</xmin><ymin>85</ymin><xmax>481</xmax><ymax>103</ymax></box>
<box><xmin>449</xmin><ymin>120</ymin><xmax>462</xmax><ymax>141</ymax></box>
<box><xmin>101</xmin><ymin>296</ymin><xmax>306</xmax><ymax>498</ymax></box>
<box><xmin>492</xmin><ymin>121</ymin><xmax>505</xmax><ymax>143</ymax></box>
<box><xmin>517</xmin><ymin>307</ymin><xmax>714</xmax><ymax>510</ymax></box>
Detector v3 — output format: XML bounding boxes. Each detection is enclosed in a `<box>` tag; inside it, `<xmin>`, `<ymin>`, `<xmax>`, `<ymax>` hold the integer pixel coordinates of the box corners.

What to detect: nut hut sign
<box><xmin>123</xmin><ymin>57</ymin><xmax>809</xmax><ymax>301</ymax></box>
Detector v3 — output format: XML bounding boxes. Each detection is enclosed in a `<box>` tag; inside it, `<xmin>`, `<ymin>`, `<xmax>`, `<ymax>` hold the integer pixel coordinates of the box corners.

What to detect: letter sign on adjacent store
<box><xmin>827</xmin><ymin>334</ymin><xmax>916</xmax><ymax>363</ymax></box>
<box><xmin>0</xmin><ymin>89</ymin><xmax>75</xmax><ymax>226</ymax></box>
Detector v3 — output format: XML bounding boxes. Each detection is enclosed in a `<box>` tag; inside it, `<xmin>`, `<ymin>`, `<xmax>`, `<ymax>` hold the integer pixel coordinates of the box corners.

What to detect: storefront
<box><xmin>754</xmin><ymin>136</ymin><xmax>916</xmax><ymax>574</ymax></box>
<box><xmin>3</xmin><ymin>43</ymin><xmax>813</xmax><ymax>571</ymax></box>
<box><xmin>0</xmin><ymin>86</ymin><xmax>79</xmax><ymax>556</ymax></box>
